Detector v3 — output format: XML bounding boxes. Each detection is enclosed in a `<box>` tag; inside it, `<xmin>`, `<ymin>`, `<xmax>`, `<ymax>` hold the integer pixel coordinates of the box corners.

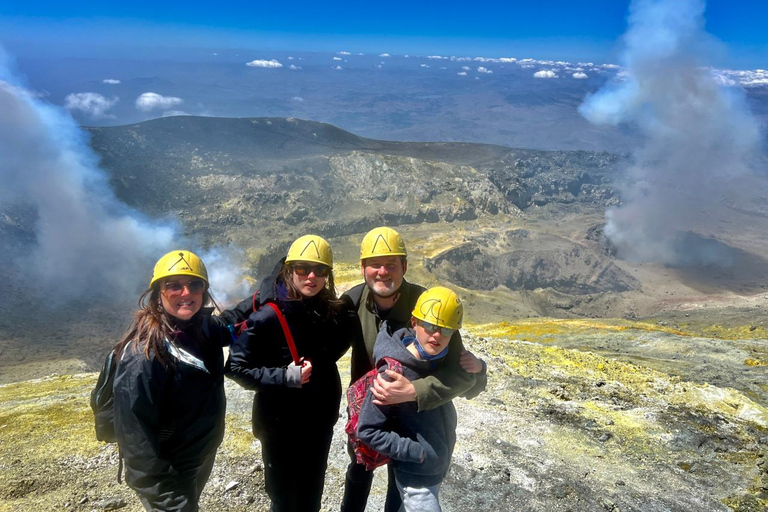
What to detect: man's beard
<box><xmin>367</xmin><ymin>278</ymin><xmax>400</xmax><ymax>298</ymax></box>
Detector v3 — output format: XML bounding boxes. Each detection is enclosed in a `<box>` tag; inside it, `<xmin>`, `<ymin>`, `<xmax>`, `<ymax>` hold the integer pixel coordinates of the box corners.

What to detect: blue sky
<box><xmin>1</xmin><ymin>0</ymin><xmax>766</xmax><ymax>67</ymax></box>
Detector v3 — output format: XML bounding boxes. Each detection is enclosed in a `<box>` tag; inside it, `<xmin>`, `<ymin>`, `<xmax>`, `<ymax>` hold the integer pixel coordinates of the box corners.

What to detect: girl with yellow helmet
<box><xmin>110</xmin><ymin>250</ymin><xmax>250</xmax><ymax>512</ymax></box>
<box><xmin>227</xmin><ymin>235</ymin><xmax>361</xmax><ymax>512</ymax></box>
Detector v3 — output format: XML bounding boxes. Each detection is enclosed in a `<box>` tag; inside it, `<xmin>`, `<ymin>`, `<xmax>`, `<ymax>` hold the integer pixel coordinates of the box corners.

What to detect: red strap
<box><xmin>263</xmin><ymin>302</ymin><xmax>301</xmax><ymax>365</ymax></box>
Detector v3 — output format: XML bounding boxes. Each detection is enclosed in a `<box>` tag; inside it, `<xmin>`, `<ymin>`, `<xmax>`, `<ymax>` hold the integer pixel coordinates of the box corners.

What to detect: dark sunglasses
<box><xmin>417</xmin><ymin>320</ymin><xmax>455</xmax><ymax>337</ymax></box>
<box><xmin>292</xmin><ymin>264</ymin><xmax>330</xmax><ymax>277</ymax></box>
<box><xmin>163</xmin><ymin>278</ymin><xmax>206</xmax><ymax>295</ymax></box>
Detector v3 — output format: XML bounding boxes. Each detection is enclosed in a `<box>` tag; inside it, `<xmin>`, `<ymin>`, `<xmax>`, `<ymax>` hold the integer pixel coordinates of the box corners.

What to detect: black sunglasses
<box><xmin>292</xmin><ymin>264</ymin><xmax>330</xmax><ymax>277</ymax></box>
<box><xmin>417</xmin><ymin>320</ymin><xmax>455</xmax><ymax>337</ymax></box>
<box><xmin>163</xmin><ymin>278</ymin><xmax>206</xmax><ymax>295</ymax></box>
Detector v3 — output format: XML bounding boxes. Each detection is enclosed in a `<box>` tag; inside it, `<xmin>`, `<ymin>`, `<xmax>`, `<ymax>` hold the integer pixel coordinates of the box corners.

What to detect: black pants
<box><xmin>128</xmin><ymin>451</ymin><xmax>217</xmax><ymax>512</ymax></box>
<box><xmin>340</xmin><ymin>441</ymin><xmax>402</xmax><ymax>512</ymax></box>
<box><xmin>259</xmin><ymin>422</ymin><xmax>335</xmax><ymax>512</ymax></box>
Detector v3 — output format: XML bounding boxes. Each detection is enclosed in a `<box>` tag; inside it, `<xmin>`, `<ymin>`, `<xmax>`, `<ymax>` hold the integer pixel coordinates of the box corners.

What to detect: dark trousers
<box><xmin>129</xmin><ymin>451</ymin><xmax>217</xmax><ymax>512</ymax></box>
<box><xmin>340</xmin><ymin>441</ymin><xmax>402</xmax><ymax>512</ymax></box>
<box><xmin>259</xmin><ymin>422</ymin><xmax>335</xmax><ymax>512</ymax></box>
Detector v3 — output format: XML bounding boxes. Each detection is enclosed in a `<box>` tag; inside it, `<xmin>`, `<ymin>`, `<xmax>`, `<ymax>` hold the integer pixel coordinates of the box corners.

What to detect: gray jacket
<box><xmin>356</xmin><ymin>325</ymin><xmax>458</xmax><ymax>487</ymax></box>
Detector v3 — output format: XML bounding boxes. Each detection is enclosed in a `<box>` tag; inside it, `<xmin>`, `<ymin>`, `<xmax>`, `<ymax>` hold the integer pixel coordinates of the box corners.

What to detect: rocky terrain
<box><xmin>1</xmin><ymin>117</ymin><xmax>767</xmax><ymax>510</ymax></box>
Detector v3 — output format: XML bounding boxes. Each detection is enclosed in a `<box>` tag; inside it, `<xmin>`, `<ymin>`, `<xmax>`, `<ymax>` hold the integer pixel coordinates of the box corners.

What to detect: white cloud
<box><xmin>534</xmin><ymin>70</ymin><xmax>559</xmax><ymax>78</ymax></box>
<box><xmin>333</xmin><ymin>57</ymin><xmax>342</xmax><ymax>61</ymax></box>
<box><xmin>713</xmin><ymin>68</ymin><xmax>768</xmax><ymax>88</ymax></box>
<box><xmin>64</xmin><ymin>92</ymin><xmax>118</xmax><ymax>118</ymax></box>
<box><xmin>289</xmin><ymin>64</ymin><xmax>302</xmax><ymax>70</ymax></box>
<box><xmin>333</xmin><ymin>65</ymin><xmax>342</xmax><ymax>70</ymax></box>
<box><xmin>337</xmin><ymin>51</ymin><xmax>351</xmax><ymax>55</ymax></box>
<box><xmin>102</xmin><ymin>79</ymin><xmax>120</xmax><ymax>85</ymax></box>
<box><xmin>461</xmin><ymin>66</ymin><xmax>470</xmax><ymax>71</ymax></box>
<box><xmin>440</xmin><ymin>66</ymin><xmax>447</xmax><ymax>70</ymax></box>
<box><xmin>427</xmin><ymin>55</ymin><xmax>447</xmax><ymax>60</ymax></box>
<box><xmin>212</xmin><ymin>53</ymin><xmax>218</xmax><ymax>56</ymax></box>
<box><xmin>520</xmin><ymin>64</ymin><xmax>535</xmax><ymax>69</ymax></box>
<box><xmin>379</xmin><ymin>53</ymin><xmax>391</xmax><ymax>57</ymax></box>
<box><xmin>288</xmin><ymin>56</ymin><xmax>294</xmax><ymax>60</ymax></box>
<box><xmin>420</xmin><ymin>64</ymin><xmax>430</xmax><ymax>68</ymax></box>
<box><xmin>291</xmin><ymin>96</ymin><xmax>304</xmax><ymax>102</ymax></box>
<box><xmin>572</xmin><ymin>72</ymin><xmax>589</xmax><ymax>79</ymax></box>
<box><xmin>499</xmin><ymin>57</ymin><xmax>517</xmax><ymax>63</ymax></box>
<box><xmin>135</xmin><ymin>92</ymin><xmax>183</xmax><ymax>112</ymax></box>
<box><xmin>477</xmin><ymin>66</ymin><xmax>492</xmax><ymax>74</ymax></box>
<box><xmin>457</xmin><ymin>71</ymin><xmax>467</xmax><ymax>76</ymax></box>
<box><xmin>245</xmin><ymin>59</ymin><xmax>283</xmax><ymax>68</ymax></box>
<box><xmin>161</xmin><ymin>110</ymin><xmax>190</xmax><ymax>117</ymax></box>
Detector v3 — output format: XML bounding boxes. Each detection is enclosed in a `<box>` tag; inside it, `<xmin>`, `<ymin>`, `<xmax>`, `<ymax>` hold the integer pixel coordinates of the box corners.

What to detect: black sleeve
<box><xmin>330</xmin><ymin>300</ymin><xmax>360</xmax><ymax>362</ymax></box>
<box><xmin>225</xmin><ymin>308</ymin><xmax>292</xmax><ymax>390</ymax></box>
<box><xmin>217</xmin><ymin>294</ymin><xmax>256</xmax><ymax>325</ymax></box>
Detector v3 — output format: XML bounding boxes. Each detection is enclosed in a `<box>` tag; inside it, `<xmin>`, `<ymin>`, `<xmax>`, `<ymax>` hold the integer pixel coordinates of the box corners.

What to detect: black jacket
<box><xmin>226</xmin><ymin>259</ymin><xmax>359</xmax><ymax>437</ymax></box>
<box><xmin>113</xmin><ymin>308</ymin><xmax>234</xmax><ymax>494</ymax></box>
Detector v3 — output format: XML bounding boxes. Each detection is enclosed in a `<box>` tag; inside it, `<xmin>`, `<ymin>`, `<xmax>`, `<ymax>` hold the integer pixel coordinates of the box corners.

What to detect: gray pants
<box><xmin>395</xmin><ymin>477</ymin><xmax>442</xmax><ymax>512</ymax></box>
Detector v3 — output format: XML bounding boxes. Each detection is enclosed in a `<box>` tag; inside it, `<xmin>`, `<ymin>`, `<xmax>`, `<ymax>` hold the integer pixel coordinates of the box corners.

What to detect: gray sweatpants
<box><xmin>395</xmin><ymin>477</ymin><xmax>442</xmax><ymax>512</ymax></box>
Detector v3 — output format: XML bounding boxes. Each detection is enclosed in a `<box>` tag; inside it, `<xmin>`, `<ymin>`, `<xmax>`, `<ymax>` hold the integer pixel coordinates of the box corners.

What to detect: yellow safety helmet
<box><xmin>150</xmin><ymin>250</ymin><xmax>209</xmax><ymax>288</ymax></box>
<box><xmin>360</xmin><ymin>227</ymin><xmax>407</xmax><ymax>261</ymax></box>
<box><xmin>285</xmin><ymin>234</ymin><xmax>333</xmax><ymax>268</ymax></box>
<box><xmin>412</xmin><ymin>286</ymin><xmax>463</xmax><ymax>330</ymax></box>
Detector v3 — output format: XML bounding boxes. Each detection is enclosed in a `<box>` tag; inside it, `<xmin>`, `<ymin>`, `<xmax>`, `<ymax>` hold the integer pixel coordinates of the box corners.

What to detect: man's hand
<box><xmin>460</xmin><ymin>350</ymin><xmax>484</xmax><ymax>374</ymax></box>
<box><xmin>372</xmin><ymin>370</ymin><xmax>416</xmax><ymax>405</ymax></box>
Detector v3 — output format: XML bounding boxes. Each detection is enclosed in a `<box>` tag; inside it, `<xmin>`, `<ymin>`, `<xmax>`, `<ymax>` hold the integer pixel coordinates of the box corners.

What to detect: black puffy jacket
<box><xmin>226</xmin><ymin>259</ymin><xmax>359</xmax><ymax>437</ymax></box>
<box><xmin>113</xmin><ymin>308</ymin><xmax>235</xmax><ymax>502</ymax></box>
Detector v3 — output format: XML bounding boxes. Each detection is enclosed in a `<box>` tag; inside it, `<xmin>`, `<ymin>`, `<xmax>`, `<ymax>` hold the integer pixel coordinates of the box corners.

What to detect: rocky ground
<box><xmin>1</xmin><ymin>319</ymin><xmax>766</xmax><ymax>512</ymax></box>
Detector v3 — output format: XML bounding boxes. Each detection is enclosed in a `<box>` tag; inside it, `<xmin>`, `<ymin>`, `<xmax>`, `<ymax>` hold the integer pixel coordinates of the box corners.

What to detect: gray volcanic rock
<box><xmin>83</xmin><ymin>117</ymin><xmax>618</xmax><ymax>248</ymax></box>
<box><xmin>487</xmin><ymin>150</ymin><xmax>621</xmax><ymax>210</ymax></box>
<box><xmin>427</xmin><ymin>230</ymin><xmax>640</xmax><ymax>295</ymax></box>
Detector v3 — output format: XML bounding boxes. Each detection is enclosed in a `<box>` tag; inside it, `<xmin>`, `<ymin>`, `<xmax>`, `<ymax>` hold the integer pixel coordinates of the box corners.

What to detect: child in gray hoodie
<box><xmin>356</xmin><ymin>286</ymin><xmax>487</xmax><ymax>511</ymax></box>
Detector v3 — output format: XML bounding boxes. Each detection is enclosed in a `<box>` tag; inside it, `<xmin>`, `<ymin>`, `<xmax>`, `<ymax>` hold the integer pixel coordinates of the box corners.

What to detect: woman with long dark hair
<box><xmin>112</xmin><ymin>250</ymin><xmax>246</xmax><ymax>512</ymax></box>
<box><xmin>227</xmin><ymin>235</ymin><xmax>360</xmax><ymax>512</ymax></box>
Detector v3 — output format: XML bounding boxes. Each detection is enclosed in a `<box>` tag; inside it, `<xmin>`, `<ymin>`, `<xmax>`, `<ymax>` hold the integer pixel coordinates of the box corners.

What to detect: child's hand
<box><xmin>460</xmin><ymin>350</ymin><xmax>484</xmax><ymax>374</ymax></box>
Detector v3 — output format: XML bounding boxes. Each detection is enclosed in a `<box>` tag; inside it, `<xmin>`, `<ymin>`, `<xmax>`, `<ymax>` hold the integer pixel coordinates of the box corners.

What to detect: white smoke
<box><xmin>0</xmin><ymin>48</ymin><xmax>251</xmax><ymax>306</ymax></box>
<box><xmin>203</xmin><ymin>247</ymin><xmax>252</xmax><ymax>306</ymax></box>
<box><xmin>579</xmin><ymin>0</ymin><xmax>763</xmax><ymax>266</ymax></box>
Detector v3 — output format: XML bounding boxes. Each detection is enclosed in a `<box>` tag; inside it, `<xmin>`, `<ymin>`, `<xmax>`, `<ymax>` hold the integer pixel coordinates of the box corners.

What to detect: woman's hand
<box><xmin>460</xmin><ymin>350</ymin><xmax>484</xmax><ymax>374</ymax></box>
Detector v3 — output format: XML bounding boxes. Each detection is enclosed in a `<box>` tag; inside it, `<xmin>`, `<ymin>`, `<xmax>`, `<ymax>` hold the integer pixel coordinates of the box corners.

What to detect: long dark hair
<box><xmin>113</xmin><ymin>283</ymin><xmax>215</xmax><ymax>368</ymax></box>
<box><xmin>278</xmin><ymin>263</ymin><xmax>343</xmax><ymax>317</ymax></box>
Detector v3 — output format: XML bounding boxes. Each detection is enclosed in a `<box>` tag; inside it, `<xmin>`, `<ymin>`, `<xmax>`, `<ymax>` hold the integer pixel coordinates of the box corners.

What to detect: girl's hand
<box><xmin>300</xmin><ymin>359</ymin><xmax>312</xmax><ymax>384</ymax></box>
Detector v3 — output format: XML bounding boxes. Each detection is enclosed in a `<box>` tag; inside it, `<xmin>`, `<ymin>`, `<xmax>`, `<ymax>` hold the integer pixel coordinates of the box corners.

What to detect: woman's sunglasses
<box><xmin>292</xmin><ymin>264</ymin><xmax>330</xmax><ymax>278</ymax></box>
<box><xmin>163</xmin><ymin>278</ymin><xmax>206</xmax><ymax>296</ymax></box>
<box><xmin>417</xmin><ymin>320</ymin><xmax>455</xmax><ymax>337</ymax></box>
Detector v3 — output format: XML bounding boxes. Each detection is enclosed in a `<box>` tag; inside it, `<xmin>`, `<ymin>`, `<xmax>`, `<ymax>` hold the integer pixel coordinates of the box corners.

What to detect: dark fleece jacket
<box><xmin>226</xmin><ymin>258</ymin><xmax>359</xmax><ymax>437</ymax></box>
<box><xmin>356</xmin><ymin>324</ymin><xmax>458</xmax><ymax>488</ymax></box>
